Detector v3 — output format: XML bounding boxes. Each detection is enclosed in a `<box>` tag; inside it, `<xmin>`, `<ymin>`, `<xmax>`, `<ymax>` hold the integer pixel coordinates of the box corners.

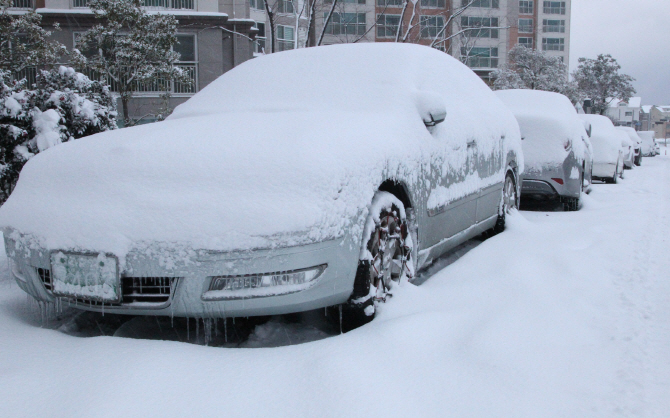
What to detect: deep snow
<box><xmin>1</xmin><ymin>152</ymin><xmax>670</xmax><ymax>417</ymax></box>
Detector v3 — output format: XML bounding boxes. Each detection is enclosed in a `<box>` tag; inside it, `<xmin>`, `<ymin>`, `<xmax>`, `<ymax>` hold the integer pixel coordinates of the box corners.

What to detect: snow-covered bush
<box><xmin>0</xmin><ymin>67</ymin><xmax>117</xmax><ymax>202</ymax></box>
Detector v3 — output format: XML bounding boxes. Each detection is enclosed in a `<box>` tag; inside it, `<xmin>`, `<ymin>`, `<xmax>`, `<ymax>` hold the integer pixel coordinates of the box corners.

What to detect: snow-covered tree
<box><xmin>491</xmin><ymin>45</ymin><xmax>581</xmax><ymax>103</ymax></box>
<box><xmin>0</xmin><ymin>0</ymin><xmax>65</xmax><ymax>74</ymax></box>
<box><xmin>72</xmin><ymin>0</ymin><xmax>190</xmax><ymax>126</ymax></box>
<box><xmin>572</xmin><ymin>54</ymin><xmax>636</xmax><ymax>115</ymax></box>
<box><xmin>0</xmin><ymin>67</ymin><xmax>117</xmax><ymax>202</ymax></box>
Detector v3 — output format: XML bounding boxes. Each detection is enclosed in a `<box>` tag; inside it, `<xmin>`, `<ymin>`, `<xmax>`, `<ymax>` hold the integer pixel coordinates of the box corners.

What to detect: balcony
<box><xmin>72</xmin><ymin>0</ymin><xmax>196</xmax><ymax>9</ymax></box>
<box><xmin>11</xmin><ymin>0</ymin><xmax>34</xmax><ymax>8</ymax></box>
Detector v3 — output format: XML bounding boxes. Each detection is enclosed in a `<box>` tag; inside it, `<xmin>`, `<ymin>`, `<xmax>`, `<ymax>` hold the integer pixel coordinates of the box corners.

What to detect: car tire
<box><xmin>562</xmin><ymin>196</ymin><xmax>579</xmax><ymax>211</ymax></box>
<box><xmin>341</xmin><ymin>192</ymin><xmax>414</xmax><ymax>332</ymax></box>
<box><xmin>491</xmin><ymin>171</ymin><xmax>517</xmax><ymax>235</ymax></box>
<box><xmin>635</xmin><ymin>154</ymin><xmax>642</xmax><ymax>166</ymax></box>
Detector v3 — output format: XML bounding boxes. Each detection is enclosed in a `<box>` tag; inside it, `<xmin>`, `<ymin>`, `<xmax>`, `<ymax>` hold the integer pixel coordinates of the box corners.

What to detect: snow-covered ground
<box><xmin>1</xmin><ymin>152</ymin><xmax>670</xmax><ymax>417</ymax></box>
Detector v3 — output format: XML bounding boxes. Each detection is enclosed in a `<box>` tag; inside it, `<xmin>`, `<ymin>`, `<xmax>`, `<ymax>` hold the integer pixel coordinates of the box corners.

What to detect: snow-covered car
<box><xmin>496</xmin><ymin>90</ymin><xmax>590</xmax><ymax>211</ymax></box>
<box><xmin>616</xmin><ymin>127</ymin><xmax>642</xmax><ymax>166</ymax></box>
<box><xmin>578</xmin><ymin>115</ymin><xmax>625</xmax><ymax>183</ymax></box>
<box><xmin>620</xmin><ymin>133</ymin><xmax>635</xmax><ymax>170</ymax></box>
<box><xmin>638</xmin><ymin>131</ymin><xmax>658</xmax><ymax>157</ymax></box>
<box><xmin>0</xmin><ymin>44</ymin><xmax>522</xmax><ymax>328</ymax></box>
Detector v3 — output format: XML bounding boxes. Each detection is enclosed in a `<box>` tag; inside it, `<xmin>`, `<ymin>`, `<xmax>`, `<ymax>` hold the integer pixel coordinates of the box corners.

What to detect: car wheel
<box><xmin>562</xmin><ymin>196</ymin><xmax>579</xmax><ymax>211</ymax></box>
<box><xmin>635</xmin><ymin>155</ymin><xmax>642</xmax><ymax>166</ymax></box>
<box><xmin>341</xmin><ymin>192</ymin><xmax>414</xmax><ymax>331</ymax></box>
<box><xmin>492</xmin><ymin>171</ymin><xmax>517</xmax><ymax>235</ymax></box>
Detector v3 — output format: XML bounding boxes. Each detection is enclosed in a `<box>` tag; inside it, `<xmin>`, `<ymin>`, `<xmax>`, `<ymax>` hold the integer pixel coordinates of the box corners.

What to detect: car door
<box><xmin>419</xmin><ymin>134</ymin><xmax>478</xmax><ymax>252</ymax></box>
<box><xmin>475</xmin><ymin>134</ymin><xmax>505</xmax><ymax>223</ymax></box>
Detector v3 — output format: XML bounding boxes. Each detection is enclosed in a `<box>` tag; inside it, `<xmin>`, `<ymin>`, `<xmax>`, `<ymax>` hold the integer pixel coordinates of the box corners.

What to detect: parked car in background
<box><xmin>0</xmin><ymin>43</ymin><xmax>523</xmax><ymax>330</ymax></box>
<box><xmin>616</xmin><ymin>127</ymin><xmax>642</xmax><ymax>166</ymax></box>
<box><xmin>638</xmin><ymin>131</ymin><xmax>658</xmax><ymax>156</ymax></box>
<box><xmin>579</xmin><ymin>115</ymin><xmax>625</xmax><ymax>184</ymax></box>
<box><xmin>496</xmin><ymin>90</ymin><xmax>590</xmax><ymax>211</ymax></box>
<box><xmin>621</xmin><ymin>133</ymin><xmax>636</xmax><ymax>170</ymax></box>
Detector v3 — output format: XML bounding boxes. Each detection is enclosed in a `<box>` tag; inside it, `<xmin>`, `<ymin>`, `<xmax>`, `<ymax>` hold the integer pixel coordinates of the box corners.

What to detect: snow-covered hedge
<box><xmin>0</xmin><ymin>66</ymin><xmax>117</xmax><ymax>202</ymax></box>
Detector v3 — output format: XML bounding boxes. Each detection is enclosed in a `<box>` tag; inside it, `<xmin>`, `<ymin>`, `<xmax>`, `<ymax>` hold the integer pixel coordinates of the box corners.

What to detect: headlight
<box><xmin>202</xmin><ymin>264</ymin><xmax>327</xmax><ymax>300</ymax></box>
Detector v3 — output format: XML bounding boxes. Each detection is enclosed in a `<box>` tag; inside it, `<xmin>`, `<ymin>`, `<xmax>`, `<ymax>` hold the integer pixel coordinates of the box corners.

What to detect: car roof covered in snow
<box><xmin>0</xmin><ymin>43</ymin><xmax>522</xmax><ymax>258</ymax></box>
<box><xmin>495</xmin><ymin>89</ymin><xmax>587</xmax><ymax>166</ymax></box>
<box><xmin>616</xmin><ymin>126</ymin><xmax>642</xmax><ymax>145</ymax></box>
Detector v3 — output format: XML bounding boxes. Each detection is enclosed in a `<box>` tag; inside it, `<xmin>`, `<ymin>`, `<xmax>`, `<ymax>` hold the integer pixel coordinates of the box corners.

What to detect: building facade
<box><xmin>9</xmin><ymin>0</ymin><xmax>256</xmax><ymax>122</ymax></box>
<box><xmin>607</xmin><ymin>97</ymin><xmax>642</xmax><ymax>129</ymax></box>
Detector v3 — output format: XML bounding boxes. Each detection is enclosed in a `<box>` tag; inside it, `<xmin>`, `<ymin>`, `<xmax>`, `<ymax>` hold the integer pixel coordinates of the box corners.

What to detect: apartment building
<box><xmin>8</xmin><ymin>0</ymin><xmax>256</xmax><ymax>122</ymax></box>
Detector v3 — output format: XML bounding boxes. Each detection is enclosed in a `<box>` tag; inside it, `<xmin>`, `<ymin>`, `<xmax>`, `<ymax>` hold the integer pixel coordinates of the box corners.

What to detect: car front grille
<box><xmin>35</xmin><ymin>268</ymin><xmax>177</xmax><ymax>307</ymax></box>
<box><xmin>121</xmin><ymin>277</ymin><xmax>175</xmax><ymax>304</ymax></box>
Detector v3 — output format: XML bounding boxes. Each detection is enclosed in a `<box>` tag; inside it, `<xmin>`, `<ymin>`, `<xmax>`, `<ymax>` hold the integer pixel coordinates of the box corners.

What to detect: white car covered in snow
<box><xmin>638</xmin><ymin>131</ymin><xmax>658</xmax><ymax>156</ymax></box>
<box><xmin>496</xmin><ymin>90</ymin><xmax>592</xmax><ymax>211</ymax></box>
<box><xmin>578</xmin><ymin>115</ymin><xmax>625</xmax><ymax>183</ymax></box>
<box><xmin>616</xmin><ymin>126</ymin><xmax>642</xmax><ymax>166</ymax></box>
<box><xmin>0</xmin><ymin>44</ymin><xmax>522</xmax><ymax>329</ymax></box>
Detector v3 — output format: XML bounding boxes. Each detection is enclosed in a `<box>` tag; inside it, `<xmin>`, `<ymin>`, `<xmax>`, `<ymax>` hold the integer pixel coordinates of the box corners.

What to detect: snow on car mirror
<box><xmin>415</xmin><ymin>91</ymin><xmax>447</xmax><ymax>129</ymax></box>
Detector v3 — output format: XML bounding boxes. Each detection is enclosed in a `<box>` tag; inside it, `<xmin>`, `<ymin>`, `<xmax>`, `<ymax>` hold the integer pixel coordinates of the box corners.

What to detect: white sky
<box><xmin>569</xmin><ymin>0</ymin><xmax>670</xmax><ymax>106</ymax></box>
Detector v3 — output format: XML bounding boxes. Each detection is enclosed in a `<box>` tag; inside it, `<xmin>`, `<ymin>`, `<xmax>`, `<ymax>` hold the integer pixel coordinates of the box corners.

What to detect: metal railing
<box><xmin>13</xmin><ymin>67</ymin><xmax>37</xmax><ymax>86</ymax></box>
<box><xmin>11</xmin><ymin>0</ymin><xmax>34</xmax><ymax>8</ymax></box>
<box><xmin>80</xmin><ymin>64</ymin><xmax>197</xmax><ymax>94</ymax></box>
<box><xmin>542</xmin><ymin>24</ymin><xmax>565</xmax><ymax>33</ymax></box>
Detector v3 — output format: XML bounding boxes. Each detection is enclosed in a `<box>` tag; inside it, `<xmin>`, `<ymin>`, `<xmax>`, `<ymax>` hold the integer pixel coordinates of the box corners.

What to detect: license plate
<box><xmin>51</xmin><ymin>252</ymin><xmax>120</xmax><ymax>302</ymax></box>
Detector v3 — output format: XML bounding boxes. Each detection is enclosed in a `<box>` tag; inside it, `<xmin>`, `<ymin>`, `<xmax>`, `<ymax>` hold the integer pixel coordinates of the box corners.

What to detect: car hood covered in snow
<box><xmin>0</xmin><ymin>44</ymin><xmax>521</xmax><ymax>259</ymax></box>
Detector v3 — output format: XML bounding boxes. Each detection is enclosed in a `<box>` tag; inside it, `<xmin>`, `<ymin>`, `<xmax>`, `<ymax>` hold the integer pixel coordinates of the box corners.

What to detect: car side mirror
<box><xmin>423</xmin><ymin>109</ymin><xmax>447</xmax><ymax>127</ymax></box>
<box><xmin>416</xmin><ymin>91</ymin><xmax>447</xmax><ymax>129</ymax></box>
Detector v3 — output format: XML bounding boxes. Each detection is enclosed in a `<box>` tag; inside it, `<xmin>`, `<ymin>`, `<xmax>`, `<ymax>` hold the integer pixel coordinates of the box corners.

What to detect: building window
<box><xmin>277</xmin><ymin>25</ymin><xmax>294</xmax><ymax>51</ymax></box>
<box><xmin>253</xmin><ymin>22</ymin><xmax>266</xmax><ymax>54</ymax></box>
<box><xmin>461</xmin><ymin>47</ymin><xmax>498</xmax><ymax>68</ymax></box>
<box><xmin>324</xmin><ymin>13</ymin><xmax>367</xmax><ymax>36</ymax></box>
<box><xmin>377</xmin><ymin>14</ymin><xmax>401</xmax><ymax>38</ymax></box>
<box><xmin>276</xmin><ymin>0</ymin><xmax>294</xmax><ymax>14</ymax></box>
<box><xmin>421</xmin><ymin>0</ymin><xmax>446</xmax><ymax>8</ymax></box>
<box><xmin>518</xmin><ymin>37</ymin><xmax>533</xmax><ymax>47</ymax></box>
<box><xmin>420</xmin><ymin>15</ymin><xmax>445</xmax><ymax>38</ymax></box>
<box><xmin>461</xmin><ymin>16</ymin><xmax>499</xmax><ymax>38</ymax></box>
<box><xmin>542</xmin><ymin>19</ymin><xmax>565</xmax><ymax>33</ymax></box>
<box><xmin>518</xmin><ymin>18</ymin><xmax>533</xmax><ymax>33</ymax></box>
<box><xmin>249</xmin><ymin>0</ymin><xmax>263</xmax><ymax>9</ymax></box>
<box><xmin>625</xmin><ymin>111</ymin><xmax>633</xmax><ymax>117</ymax></box>
<box><xmin>460</xmin><ymin>0</ymin><xmax>499</xmax><ymax>8</ymax></box>
<box><xmin>542</xmin><ymin>37</ymin><xmax>564</xmax><ymax>51</ymax></box>
<box><xmin>377</xmin><ymin>0</ymin><xmax>402</xmax><ymax>5</ymax></box>
<box><xmin>519</xmin><ymin>0</ymin><xmax>533</xmax><ymax>14</ymax></box>
<box><xmin>327</xmin><ymin>0</ymin><xmax>365</xmax><ymax>4</ymax></box>
<box><xmin>543</xmin><ymin>1</ymin><xmax>565</xmax><ymax>14</ymax></box>
<box><xmin>172</xmin><ymin>34</ymin><xmax>197</xmax><ymax>93</ymax></box>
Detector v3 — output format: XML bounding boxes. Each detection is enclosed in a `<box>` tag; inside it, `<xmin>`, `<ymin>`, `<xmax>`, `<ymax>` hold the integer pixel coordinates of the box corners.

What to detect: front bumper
<box><xmin>5</xmin><ymin>234</ymin><xmax>359</xmax><ymax>318</ymax></box>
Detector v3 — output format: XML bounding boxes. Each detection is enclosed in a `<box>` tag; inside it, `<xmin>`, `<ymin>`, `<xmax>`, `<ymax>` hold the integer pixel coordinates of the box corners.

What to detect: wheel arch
<box><xmin>377</xmin><ymin>179</ymin><xmax>413</xmax><ymax>210</ymax></box>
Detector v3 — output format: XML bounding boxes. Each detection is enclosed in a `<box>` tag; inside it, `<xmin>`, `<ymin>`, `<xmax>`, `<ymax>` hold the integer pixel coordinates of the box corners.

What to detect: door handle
<box><xmin>467</xmin><ymin>140</ymin><xmax>476</xmax><ymax>148</ymax></box>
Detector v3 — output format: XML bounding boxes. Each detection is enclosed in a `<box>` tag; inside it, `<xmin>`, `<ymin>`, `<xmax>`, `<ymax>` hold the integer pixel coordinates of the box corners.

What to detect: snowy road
<box><xmin>1</xmin><ymin>153</ymin><xmax>669</xmax><ymax>417</ymax></box>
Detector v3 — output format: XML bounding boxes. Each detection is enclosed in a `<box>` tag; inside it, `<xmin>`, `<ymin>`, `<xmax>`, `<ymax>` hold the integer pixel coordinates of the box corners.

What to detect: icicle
<box><xmin>224</xmin><ymin>318</ymin><xmax>228</xmax><ymax>343</ymax></box>
<box><xmin>215</xmin><ymin>319</ymin><xmax>219</xmax><ymax>337</ymax></box>
<box><xmin>196</xmin><ymin>317</ymin><xmax>200</xmax><ymax>342</ymax></box>
<box><xmin>186</xmin><ymin>317</ymin><xmax>190</xmax><ymax>341</ymax></box>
